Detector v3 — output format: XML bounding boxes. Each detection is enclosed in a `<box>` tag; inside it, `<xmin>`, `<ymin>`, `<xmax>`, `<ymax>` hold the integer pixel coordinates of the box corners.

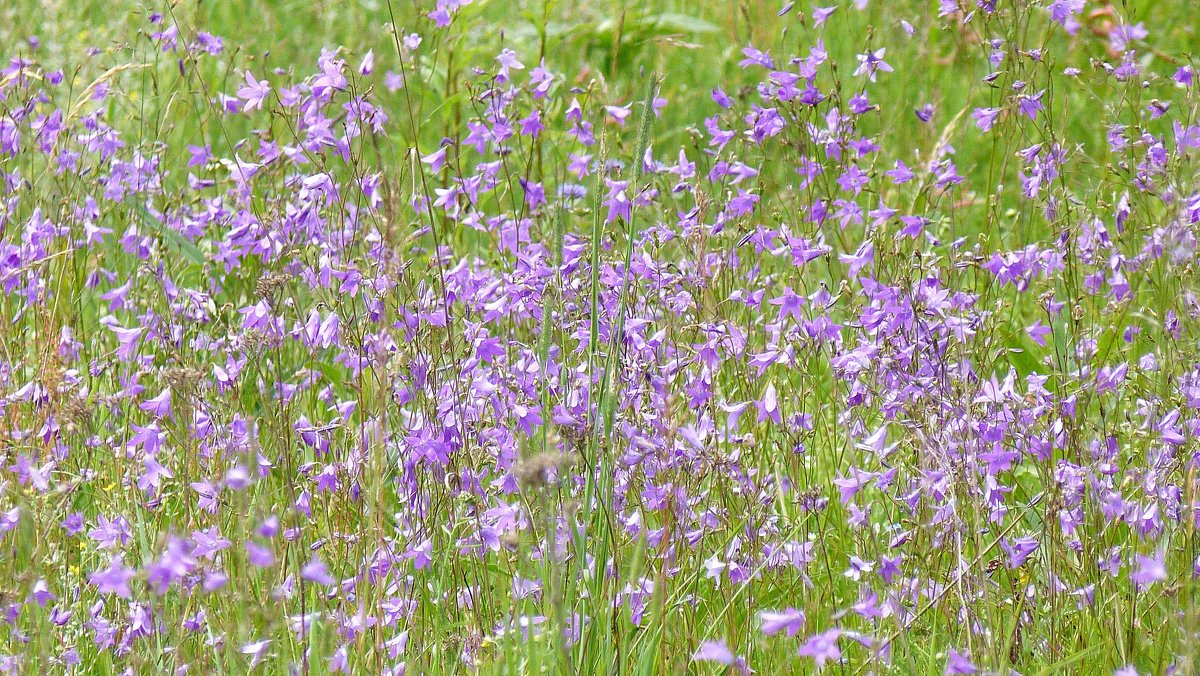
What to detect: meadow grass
<box><xmin>1</xmin><ymin>0</ymin><xmax>1200</xmax><ymax>673</ymax></box>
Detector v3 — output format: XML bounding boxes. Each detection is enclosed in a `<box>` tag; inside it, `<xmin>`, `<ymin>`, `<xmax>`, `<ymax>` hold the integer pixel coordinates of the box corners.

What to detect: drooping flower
<box><xmin>301</xmin><ymin>557</ymin><xmax>336</xmax><ymax>586</ymax></box>
<box><xmin>760</xmin><ymin>608</ymin><xmax>805</xmax><ymax>637</ymax></box>
<box><xmin>945</xmin><ymin>649</ymin><xmax>978</xmax><ymax>675</ymax></box>
<box><xmin>1131</xmin><ymin>551</ymin><xmax>1166</xmax><ymax>590</ymax></box>
<box><xmin>798</xmin><ymin>629</ymin><xmax>842</xmax><ymax>669</ymax></box>
<box><xmin>89</xmin><ymin>557</ymin><xmax>136</xmax><ymax>598</ymax></box>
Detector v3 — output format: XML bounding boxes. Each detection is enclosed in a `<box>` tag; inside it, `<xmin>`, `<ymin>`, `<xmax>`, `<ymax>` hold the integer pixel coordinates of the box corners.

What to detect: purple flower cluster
<box><xmin>0</xmin><ymin>0</ymin><xmax>1198</xmax><ymax>673</ymax></box>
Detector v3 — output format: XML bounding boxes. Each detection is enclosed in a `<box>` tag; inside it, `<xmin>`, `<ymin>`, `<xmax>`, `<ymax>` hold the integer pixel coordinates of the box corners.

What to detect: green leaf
<box><xmin>646</xmin><ymin>12</ymin><xmax>720</xmax><ymax>34</ymax></box>
<box><xmin>138</xmin><ymin>205</ymin><xmax>206</xmax><ymax>267</ymax></box>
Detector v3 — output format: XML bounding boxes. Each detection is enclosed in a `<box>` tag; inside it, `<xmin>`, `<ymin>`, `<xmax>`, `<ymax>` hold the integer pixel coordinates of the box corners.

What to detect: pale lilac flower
<box><xmin>495</xmin><ymin>48</ymin><xmax>524</xmax><ymax>80</ymax></box>
<box><xmin>693</xmin><ymin>640</ymin><xmax>750</xmax><ymax>674</ymax></box>
<box><xmin>301</xmin><ymin>557</ymin><xmax>335</xmax><ymax>586</ymax></box>
<box><xmin>1131</xmin><ymin>551</ymin><xmax>1166</xmax><ymax>589</ymax></box>
<box><xmin>139</xmin><ymin>387</ymin><xmax>172</xmax><ymax>418</ymax></box>
<box><xmin>760</xmin><ymin>608</ymin><xmax>805</xmax><ymax>637</ymax></box>
<box><xmin>798</xmin><ymin>629</ymin><xmax>842</xmax><ymax>669</ymax></box>
<box><xmin>605</xmin><ymin>104</ymin><xmax>632</xmax><ymax>127</ymax></box>
<box><xmin>89</xmin><ymin>557</ymin><xmax>135</xmax><ymax>598</ymax></box>
<box><xmin>241</xmin><ymin>640</ymin><xmax>272</xmax><ymax>668</ymax></box>
<box><xmin>1110</xmin><ymin>23</ymin><xmax>1147</xmax><ymax>52</ymax></box>
<box><xmin>237</xmin><ymin>70</ymin><xmax>270</xmax><ymax>111</ymax></box>
<box><xmin>813</xmin><ymin>6</ymin><xmax>837</xmax><ymax>26</ymax></box>
<box><xmin>945</xmin><ymin>649</ymin><xmax>978</xmax><ymax>674</ymax></box>
<box><xmin>854</xmin><ymin>49</ymin><xmax>892</xmax><ymax>82</ymax></box>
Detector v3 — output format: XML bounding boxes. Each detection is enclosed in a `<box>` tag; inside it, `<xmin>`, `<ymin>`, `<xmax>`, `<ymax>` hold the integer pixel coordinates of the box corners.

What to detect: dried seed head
<box><xmin>241</xmin><ymin>329</ymin><xmax>271</xmax><ymax>355</ymax></box>
<box><xmin>59</xmin><ymin>394</ymin><xmax>92</xmax><ymax>431</ymax></box>
<box><xmin>514</xmin><ymin>451</ymin><xmax>576</xmax><ymax>490</ymax></box>
<box><xmin>559</xmin><ymin>424</ymin><xmax>588</xmax><ymax>450</ymax></box>
<box><xmin>163</xmin><ymin>366</ymin><xmax>204</xmax><ymax>395</ymax></box>
<box><xmin>255</xmin><ymin>272</ymin><xmax>290</xmax><ymax>304</ymax></box>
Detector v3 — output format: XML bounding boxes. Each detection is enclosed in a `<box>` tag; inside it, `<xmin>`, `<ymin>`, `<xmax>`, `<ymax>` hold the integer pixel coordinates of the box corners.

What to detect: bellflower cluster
<box><xmin>0</xmin><ymin>1</ymin><xmax>1198</xmax><ymax>673</ymax></box>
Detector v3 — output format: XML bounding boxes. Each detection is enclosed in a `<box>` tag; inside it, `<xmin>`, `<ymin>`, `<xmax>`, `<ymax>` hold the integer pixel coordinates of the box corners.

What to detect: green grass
<box><xmin>2</xmin><ymin>0</ymin><xmax>1200</xmax><ymax>674</ymax></box>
